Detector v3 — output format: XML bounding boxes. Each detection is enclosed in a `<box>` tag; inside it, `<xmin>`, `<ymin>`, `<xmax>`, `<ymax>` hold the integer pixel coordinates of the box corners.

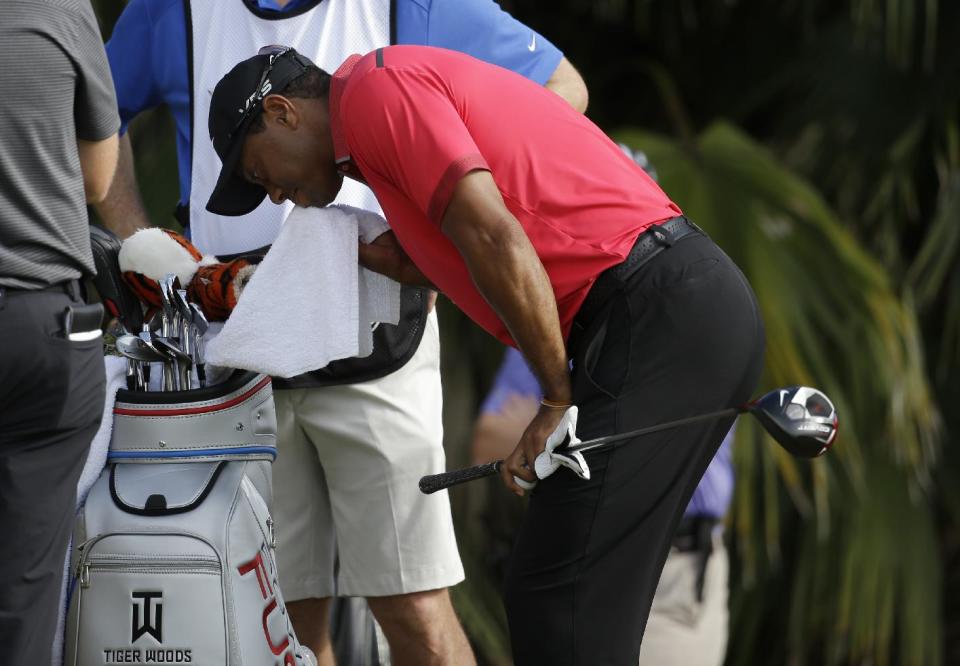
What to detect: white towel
<box><xmin>51</xmin><ymin>354</ymin><xmax>127</xmax><ymax>666</ymax></box>
<box><xmin>205</xmin><ymin>204</ymin><xmax>401</xmax><ymax>378</ymax></box>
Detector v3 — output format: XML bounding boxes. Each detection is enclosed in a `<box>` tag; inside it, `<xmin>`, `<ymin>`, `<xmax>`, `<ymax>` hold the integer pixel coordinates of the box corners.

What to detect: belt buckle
<box><xmin>650</xmin><ymin>225</ymin><xmax>675</xmax><ymax>247</ymax></box>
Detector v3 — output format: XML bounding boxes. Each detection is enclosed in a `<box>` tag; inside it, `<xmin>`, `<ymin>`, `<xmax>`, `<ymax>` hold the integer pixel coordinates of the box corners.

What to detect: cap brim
<box><xmin>205</xmin><ymin>136</ymin><xmax>267</xmax><ymax>217</ymax></box>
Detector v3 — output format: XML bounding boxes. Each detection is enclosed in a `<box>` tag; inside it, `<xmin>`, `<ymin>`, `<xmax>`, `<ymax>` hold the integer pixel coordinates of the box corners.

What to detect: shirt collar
<box><xmin>329</xmin><ymin>54</ymin><xmax>363</xmax><ymax>173</ymax></box>
<box><xmin>254</xmin><ymin>0</ymin><xmax>310</xmax><ymax>11</ymax></box>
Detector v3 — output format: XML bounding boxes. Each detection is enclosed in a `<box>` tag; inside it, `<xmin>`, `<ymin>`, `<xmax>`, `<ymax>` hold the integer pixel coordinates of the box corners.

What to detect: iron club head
<box><xmin>747</xmin><ymin>386</ymin><xmax>838</xmax><ymax>458</ymax></box>
<box><xmin>115</xmin><ymin>334</ymin><xmax>169</xmax><ymax>364</ymax></box>
<box><xmin>174</xmin><ymin>288</ymin><xmax>193</xmax><ymax>326</ymax></box>
<box><xmin>158</xmin><ymin>273</ymin><xmax>183</xmax><ymax>338</ymax></box>
<box><xmin>187</xmin><ymin>303</ymin><xmax>210</xmax><ymax>386</ymax></box>
<box><xmin>152</xmin><ymin>336</ymin><xmax>192</xmax><ymax>365</ymax></box>
<box><xmin>188</xmin><ymin>303</ymin><xmax>208</xmax><ymax>335</ymax></box>
<box><xmin>152</xmin><ymin>336</ymin><xmax>193</xmax><ymax>391</ymax></box>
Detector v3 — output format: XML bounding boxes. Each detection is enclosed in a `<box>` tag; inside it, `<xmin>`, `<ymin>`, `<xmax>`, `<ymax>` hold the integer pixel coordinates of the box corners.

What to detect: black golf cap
<box><xmin>206</xmin><ymin>46</ymin><xmax>314</xmax><ymax>217</ymax></box>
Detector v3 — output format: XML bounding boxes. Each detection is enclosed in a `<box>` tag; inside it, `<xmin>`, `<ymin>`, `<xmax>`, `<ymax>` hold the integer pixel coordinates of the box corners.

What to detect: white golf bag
<box><xmin>64</xmin><ymin>371</ymin><xmax>315</xmax><ymax>666</ymax></box>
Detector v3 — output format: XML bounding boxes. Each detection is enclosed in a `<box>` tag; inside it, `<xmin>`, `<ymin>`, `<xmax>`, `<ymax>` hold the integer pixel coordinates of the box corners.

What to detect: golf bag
<box><xmin>64</xmin><ymin>371</ymin><xmax>316</xmax><ymax>666</ymax></box>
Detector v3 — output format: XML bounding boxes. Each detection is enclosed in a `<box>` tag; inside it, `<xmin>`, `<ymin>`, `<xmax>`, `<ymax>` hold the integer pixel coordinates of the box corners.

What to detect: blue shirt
<box><xmin>105</xmin><ymin>0</ymin><xmax>563</xmax><ymax>206</ymax></box>
<box><xmin>482</xmin><ymin>348</ymin><xmax>736</xmax><ymax>520</ymax></box>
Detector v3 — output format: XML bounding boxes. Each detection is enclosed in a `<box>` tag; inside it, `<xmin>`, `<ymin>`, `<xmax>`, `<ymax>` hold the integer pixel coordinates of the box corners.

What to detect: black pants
<box><xmin>504</xmin><ymin>233</ymin><xmax>765</xmax><ymax>665</ymax></box>
<box><xmin>0</xmin><ymin>286</ymin><xmax>105</xmax><ymax>663</ymax></box>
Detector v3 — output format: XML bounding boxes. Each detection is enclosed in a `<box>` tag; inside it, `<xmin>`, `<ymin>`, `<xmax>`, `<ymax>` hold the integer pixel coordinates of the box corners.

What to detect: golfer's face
<box><xmin>240</xmin><ymin>123</ymin><xmax>343</xmax><ymax>209</ymax></box>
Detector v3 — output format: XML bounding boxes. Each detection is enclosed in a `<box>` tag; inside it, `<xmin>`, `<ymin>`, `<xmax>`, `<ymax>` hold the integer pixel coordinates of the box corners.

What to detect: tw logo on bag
<box><xmin>102</xmin><ymin>591</ymin><xmax>193</xmax><ymax>664</ymax></box>
<box><xmin>132</xmin><ymin>591</ymin><xmax>163</xmax><ymax>642</ymax></box>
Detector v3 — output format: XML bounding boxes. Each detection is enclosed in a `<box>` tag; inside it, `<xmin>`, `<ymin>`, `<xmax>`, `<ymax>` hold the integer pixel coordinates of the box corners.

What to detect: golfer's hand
<box><xmin>500</xmin><ymin>405</ymin><xmax>567</xmax><ymax>496</ymax></box>
<box><xmin>358</xmin><ymin>231</ymin><xmax>435</xmax><ymax>288</ymax></box>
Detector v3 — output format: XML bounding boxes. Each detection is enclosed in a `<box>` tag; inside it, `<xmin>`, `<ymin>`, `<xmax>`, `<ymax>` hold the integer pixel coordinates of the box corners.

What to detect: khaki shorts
<box><xmin>272</xmin><ymin>311</ymin><xmax>464</xmax><ymax>599</ymax></box>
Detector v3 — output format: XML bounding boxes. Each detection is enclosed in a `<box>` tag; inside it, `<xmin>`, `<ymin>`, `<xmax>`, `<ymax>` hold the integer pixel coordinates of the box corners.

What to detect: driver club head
<box><xmin>748</xmin><ymin>386</ymin><xmax>838</xmax><ymax>458</ymax></box>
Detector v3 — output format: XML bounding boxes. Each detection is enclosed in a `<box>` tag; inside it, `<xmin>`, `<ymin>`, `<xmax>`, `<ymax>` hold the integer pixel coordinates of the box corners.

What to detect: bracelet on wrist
<box><xmin>540</xmin><ymin>398</ymin><xmax>573</xmax><ymax>409</ymax></box>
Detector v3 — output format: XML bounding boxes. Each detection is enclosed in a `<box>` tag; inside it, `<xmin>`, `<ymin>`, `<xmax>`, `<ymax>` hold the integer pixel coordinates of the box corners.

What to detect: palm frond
<box><xmin>850</xmin><ymin>0</ymin><xmax>939</xmax><ymax>71</ymax></box>
<box><xmin>906</xmin><ymin>168</ymin><xmax>960</xmax><ymax>379</ymax></box>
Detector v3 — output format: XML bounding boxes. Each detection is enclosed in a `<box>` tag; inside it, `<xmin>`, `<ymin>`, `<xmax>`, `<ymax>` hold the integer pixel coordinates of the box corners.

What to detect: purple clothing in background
<box><xmin>480</xmin><ymin>347</ymin><xmax>545</xmax><ymax>415</ymax></box>
<box><xmin>482</xmin><ymin>348</ymin><xmax>735</xmax><ymax>519</ymax></box>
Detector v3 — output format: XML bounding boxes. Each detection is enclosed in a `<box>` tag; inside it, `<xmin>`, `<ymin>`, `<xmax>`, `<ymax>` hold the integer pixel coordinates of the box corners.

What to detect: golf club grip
<box><xmin>419</xmin><ymin>461</ymin><xmax>502</xmax><ymax>494</ymax></box>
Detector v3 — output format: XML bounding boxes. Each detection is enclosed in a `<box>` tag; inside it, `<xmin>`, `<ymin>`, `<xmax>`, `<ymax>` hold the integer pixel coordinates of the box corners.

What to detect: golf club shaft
<box><xmin>419</xmin><ymin>406</ymin><xmax>744</xmax><ymax>494</ymax></box>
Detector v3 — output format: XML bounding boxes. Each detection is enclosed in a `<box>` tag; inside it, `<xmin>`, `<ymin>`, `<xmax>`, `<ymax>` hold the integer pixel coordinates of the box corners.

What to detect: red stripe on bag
<box><xmin>114</xmin><ymin>376</ymin><xmax>272</xmax><ymax>417</ymax></box>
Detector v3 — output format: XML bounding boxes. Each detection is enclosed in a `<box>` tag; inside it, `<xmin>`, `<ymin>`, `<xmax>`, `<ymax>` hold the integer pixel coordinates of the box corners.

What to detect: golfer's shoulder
<box><xmin>343</xmin><ymin>48</ymin><xmax>454</xmax><ymax>112</ymax></box>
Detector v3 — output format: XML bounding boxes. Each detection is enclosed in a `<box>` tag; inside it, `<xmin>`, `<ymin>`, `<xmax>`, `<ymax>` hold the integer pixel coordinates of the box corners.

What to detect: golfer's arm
<box><xmin>78</xmin><ymin>133</ymin><xmax>119</xmax><ymax>204</ymax></box>
<box><xmin>441</xmin><ymin>170</ymin><xmax>571</xmax><ymax>404</ymax></box>
<box><xmin>92</xmin><ymin>133</ymin><xmax>153</xmax><ymax>239</ymax></box>
<box><xmin>545</xmin><ymin>57</ymin><xmax>588</xmax><ymax>113</ymax></box>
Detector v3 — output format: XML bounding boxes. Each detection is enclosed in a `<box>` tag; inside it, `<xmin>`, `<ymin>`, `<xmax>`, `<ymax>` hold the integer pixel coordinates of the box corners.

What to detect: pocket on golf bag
<box><xmin>68</xmin><ymin>531</ymin><xmax>227</xmax><ymax>664</ymax></box>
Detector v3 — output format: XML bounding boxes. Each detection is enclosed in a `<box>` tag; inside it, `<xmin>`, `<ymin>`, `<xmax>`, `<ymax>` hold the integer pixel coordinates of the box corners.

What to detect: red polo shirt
<box><xmin>330</xmin><ymin>45</ymin><xmax>681</xmax><ymax>346</ymax></box>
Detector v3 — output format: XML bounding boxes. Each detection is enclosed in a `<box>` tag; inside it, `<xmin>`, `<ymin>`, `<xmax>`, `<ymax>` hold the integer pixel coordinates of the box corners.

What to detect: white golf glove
<box><xmin>512</xmin><ymin>406</ymin><xmax>590</xmax><ymax>490</ymax></box>
<box><xmin>535</xmin><ymin>405</ymin><xmax>590</xmax><ymax>481</ymax></box>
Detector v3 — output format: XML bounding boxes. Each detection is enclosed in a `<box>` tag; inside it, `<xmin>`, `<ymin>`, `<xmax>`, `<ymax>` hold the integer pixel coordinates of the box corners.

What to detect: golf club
<box><xmin>189</xmin><ymin>303</ymin><xmax>209</xmax><ymax>387</ymax></box>
<box><xmin>174</xmin><ymin>288</ymin><xmax>193</xmax><ymax>370</ymax></box>
<box><xmin>149</xmin><ymin>334</ymin><xmax>179</xmax><ymax>391</ymax></box>
<box><xmin>153</xmin><ymin>336</ymin><xmax>192</xmax><ymax>391</ymax></box>
<box><xmin>158</xmin><ymin>273</ymin><xmax>181</xmax><ymax>339</ymax></box>
<box><xmin>115</xmin><ymin>334</ymin><xmax>169</xmax><ymax>392</ymax></box>
<box><xmin>112</xmin><ymin>333</ymin><xmax>141</xmax><ymax>391</ymax></box>
<box><xmin>137</xmin><ymin>322</ymin><xmax>155</xmax><ymax>387</ymax></box>
<box><xmin>419</xmin><ymin>385</ymin><xmax>839</xmax><ymax>495</ymax></box>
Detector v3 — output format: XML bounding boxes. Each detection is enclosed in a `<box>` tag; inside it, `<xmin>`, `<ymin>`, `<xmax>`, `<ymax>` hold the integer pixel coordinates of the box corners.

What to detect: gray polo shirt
<box><xmin>0</xmin><ymin>0</ymin><xmax>120</xmax><ymax>289</ymax></box>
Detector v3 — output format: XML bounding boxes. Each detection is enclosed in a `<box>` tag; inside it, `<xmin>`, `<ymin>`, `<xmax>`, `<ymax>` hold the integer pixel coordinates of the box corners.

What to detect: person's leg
<box><xmin>0</xmin><ymin>290</ymin><xmax>104</xmax><ymax>662</ymax></box>
<box><xmin>366</xmin><ymin>588</ymin><xmax>475</xmax><ymax>666</ymax></box>
<box><xmin>287</xmin><ymin>597</ymin><xmax>335</xmax><ymax>666</ymax></box>
<box><xmin>637</xmin><ymin>535</ymin><xmax>730</xmax><ymax>666</ymax></box>
<box><xmin>298</xmin><ymin>311</ymin><xmax>470</xmax><ymax>662</ymax></box>
<box><xmin>505</xmin><ymin>234</ymin><xmax>765</xmax><ymax>665</ymax></box>
<box><xmin>272</xmin><ymin>388</ymin><xmax>339</xmax><ymax>661</ymax></box>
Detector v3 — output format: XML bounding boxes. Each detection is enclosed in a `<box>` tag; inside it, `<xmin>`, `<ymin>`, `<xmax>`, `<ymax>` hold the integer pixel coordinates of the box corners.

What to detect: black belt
<box><xmin>673</xmin><ymin>514</ymin><xmax>720</xmax><ymax>552</ymax></box>
<box><xmin>569</xmin><ymin>216</ymin><xmax>703</xmax><ymax>353</ymax></box>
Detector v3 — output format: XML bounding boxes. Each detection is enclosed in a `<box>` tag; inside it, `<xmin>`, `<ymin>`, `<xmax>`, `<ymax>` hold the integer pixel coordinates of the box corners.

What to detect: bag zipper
<box><xmin>75</xmin><ymin>533</ymin><xmax>222</xmax><ymax>589</ymax></box>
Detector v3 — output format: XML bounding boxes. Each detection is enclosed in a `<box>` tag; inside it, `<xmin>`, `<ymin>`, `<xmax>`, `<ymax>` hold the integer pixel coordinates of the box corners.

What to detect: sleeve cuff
<box><xmin>427</xmin><ymin>152</ymin><xmax>490</xmax><ymax>224</ymax></box>
<box><xmin>529</xmin><ymin>44</ymin><xmax>564</xmax><ymax>86</ymax></box>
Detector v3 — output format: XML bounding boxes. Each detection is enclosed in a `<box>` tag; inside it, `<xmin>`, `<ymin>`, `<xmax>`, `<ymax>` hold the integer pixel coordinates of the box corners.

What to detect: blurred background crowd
<box><xmin>88</xmin><ymin>2</ymin><xmax>960</xmax><ymax>664</ymax></box>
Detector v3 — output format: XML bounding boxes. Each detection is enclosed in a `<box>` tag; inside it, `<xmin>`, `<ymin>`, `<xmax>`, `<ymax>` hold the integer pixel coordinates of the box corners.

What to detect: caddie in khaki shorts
<box><xmin>272</xmin><ymin>311</ymin><xmax>464</xmax><ymax>598</ymax></box>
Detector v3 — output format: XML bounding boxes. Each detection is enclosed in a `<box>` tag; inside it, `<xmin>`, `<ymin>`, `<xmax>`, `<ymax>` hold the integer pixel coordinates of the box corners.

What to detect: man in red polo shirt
<box><xmin>206</xmin><ymin>45</ymin><xmax>765</xmax><ymax>665</ymax></box>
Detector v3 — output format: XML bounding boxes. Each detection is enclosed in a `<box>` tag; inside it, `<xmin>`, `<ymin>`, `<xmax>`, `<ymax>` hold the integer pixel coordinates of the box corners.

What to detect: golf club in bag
<box><xmin>64</xmin><ymin>371</ymin><xmax>316</xmax><ymax>666</ymax></box>
<box><xmin>420</xmin><ymin>385</ymin><xmax>838</xmax><ymax>495</ymax></box>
